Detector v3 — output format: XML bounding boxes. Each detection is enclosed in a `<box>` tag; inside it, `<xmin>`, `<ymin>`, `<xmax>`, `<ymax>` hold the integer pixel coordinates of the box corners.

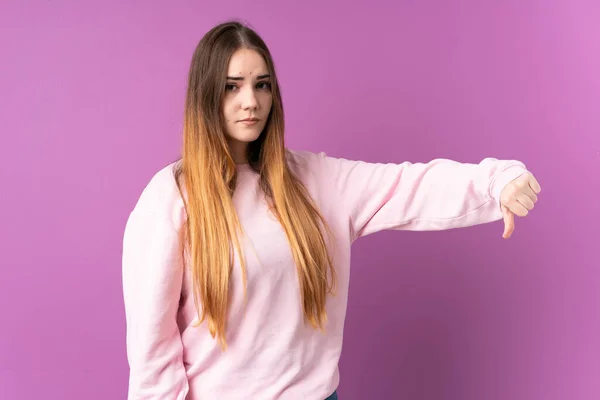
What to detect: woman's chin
<box><xmin>229</xmin><ymin>131</ymin><xmax>262</xmax><ymax>143</ymax></box>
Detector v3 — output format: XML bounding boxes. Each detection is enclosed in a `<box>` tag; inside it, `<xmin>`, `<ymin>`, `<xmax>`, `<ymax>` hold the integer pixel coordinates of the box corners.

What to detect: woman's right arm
<box><xmin>122</xmin><ymin>209</ymin><xmax>189</xmax><ymax>400</ymax></box>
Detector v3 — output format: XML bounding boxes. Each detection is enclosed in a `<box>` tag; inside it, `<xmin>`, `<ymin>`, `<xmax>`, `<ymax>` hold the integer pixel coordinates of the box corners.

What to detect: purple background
<box><xmin>1</xmin><ymin>1</ymin><xmax>598</xmax><ymax>399</ymax></box>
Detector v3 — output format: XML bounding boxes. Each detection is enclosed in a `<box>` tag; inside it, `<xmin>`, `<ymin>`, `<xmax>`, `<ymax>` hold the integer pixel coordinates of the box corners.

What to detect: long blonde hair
<box><xmin>173</xmin><ymin>21</ymin><xmax>336</xmax><ymax>349</ymax></box>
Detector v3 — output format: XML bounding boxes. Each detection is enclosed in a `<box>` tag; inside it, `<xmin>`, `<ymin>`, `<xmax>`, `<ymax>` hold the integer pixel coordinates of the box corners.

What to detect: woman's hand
<box><xmin>500</xmin><ymin>172</ymin><xmax>542</xmax><ymax>239</ymax></box>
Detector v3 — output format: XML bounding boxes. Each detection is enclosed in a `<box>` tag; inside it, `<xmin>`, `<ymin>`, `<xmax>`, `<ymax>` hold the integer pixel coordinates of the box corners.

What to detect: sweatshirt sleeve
<box><xmin>316</xmin><ymin>153</ymin><xmax>528</xmax><ymax>241</ymax></box>
<box><xmin>122</xmin><ymin>209</ymin><xmax>189</xmax><ymax>400</ymax></box>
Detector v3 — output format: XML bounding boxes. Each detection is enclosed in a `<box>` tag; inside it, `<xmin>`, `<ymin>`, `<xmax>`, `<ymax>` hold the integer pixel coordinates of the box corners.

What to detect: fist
<box><xmin>500</xmin><ymin>172</ymin><xmax>541</xmax><ymax>239</ymax></box>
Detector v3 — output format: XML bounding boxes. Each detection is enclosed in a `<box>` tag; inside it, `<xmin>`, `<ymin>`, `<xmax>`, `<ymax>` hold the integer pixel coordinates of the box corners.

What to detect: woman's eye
<box><xmin>257</xmin><ymin>81</ymin><xmax>271</xmax><ymax>90</ymax></box>
<box><xmin>225</xmin><ymin>84</ymin><xmax>237</xmax><ymax>91</ymax></box>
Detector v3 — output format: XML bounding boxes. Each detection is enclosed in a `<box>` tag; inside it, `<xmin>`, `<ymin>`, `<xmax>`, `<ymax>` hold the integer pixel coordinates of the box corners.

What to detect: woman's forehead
<box><xmin>227</xmin><ymin>48</ymin><xmax>268</xmax><ymax>77</ymax></box>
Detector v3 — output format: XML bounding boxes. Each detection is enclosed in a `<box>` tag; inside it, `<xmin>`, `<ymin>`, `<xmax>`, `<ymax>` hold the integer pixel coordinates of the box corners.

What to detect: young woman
<box><xmin>122</xmin><ymin>20</ymin><xmax>541</xmax><ymax>400</ymax></box>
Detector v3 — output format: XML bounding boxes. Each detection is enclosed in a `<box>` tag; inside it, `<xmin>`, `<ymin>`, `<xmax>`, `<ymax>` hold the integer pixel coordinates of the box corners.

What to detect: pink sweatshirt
<box><xmin>122</xmin><ymin>149</ymin><xmax>528</xmax><ymax>400</ymax></box>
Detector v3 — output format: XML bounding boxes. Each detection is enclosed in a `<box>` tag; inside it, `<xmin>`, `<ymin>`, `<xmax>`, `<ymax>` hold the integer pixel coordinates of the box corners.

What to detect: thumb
<box><xmin>502</xmin><ymin>205</ymin><xmax>514</xmax><ymax>239</ymax></box>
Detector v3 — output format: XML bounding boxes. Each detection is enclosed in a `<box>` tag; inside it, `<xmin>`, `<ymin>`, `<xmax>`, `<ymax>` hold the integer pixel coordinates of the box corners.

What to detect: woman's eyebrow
<box><xmin>226</xmin><ymin>74</ymin><xmax>271</xmax><ymax>81</ymax></box>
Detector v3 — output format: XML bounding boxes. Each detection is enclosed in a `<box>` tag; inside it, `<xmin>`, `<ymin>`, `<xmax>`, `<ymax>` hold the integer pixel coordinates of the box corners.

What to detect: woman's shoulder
<box><xmin>286</xmin><ymin>148</ymin><xmax>350</xmax><ymax>185</ymax></box>
<box><xmin>129</xmin><ymin>160</ymin><xmax>186</xmax><ymax>225</ymax></box>
<box><xmin>285</xmin><ymin>148</ymin><xmax>329</xmax><ymax>176</ymax></box>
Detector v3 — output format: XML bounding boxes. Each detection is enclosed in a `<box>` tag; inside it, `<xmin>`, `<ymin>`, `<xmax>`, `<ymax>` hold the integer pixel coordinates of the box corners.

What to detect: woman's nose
<box><xmin>241</xmin><ymin>87</ymin><xmax>258</xmax><ymax>110</ymax></box>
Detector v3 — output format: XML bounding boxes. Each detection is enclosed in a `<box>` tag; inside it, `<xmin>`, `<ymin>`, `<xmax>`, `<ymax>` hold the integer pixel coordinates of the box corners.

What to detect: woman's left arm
<box><xmin>311</xmin><ymin>152</ymin><xmax>540</xmax><ymax>241</ymax></box>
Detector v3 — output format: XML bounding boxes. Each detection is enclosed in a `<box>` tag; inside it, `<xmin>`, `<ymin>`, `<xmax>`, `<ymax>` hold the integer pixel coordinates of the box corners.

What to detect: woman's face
<box><xmin>222</xmin><ymin>48</ymin><xmax>273</xmax><ymax>162</ymax></box>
